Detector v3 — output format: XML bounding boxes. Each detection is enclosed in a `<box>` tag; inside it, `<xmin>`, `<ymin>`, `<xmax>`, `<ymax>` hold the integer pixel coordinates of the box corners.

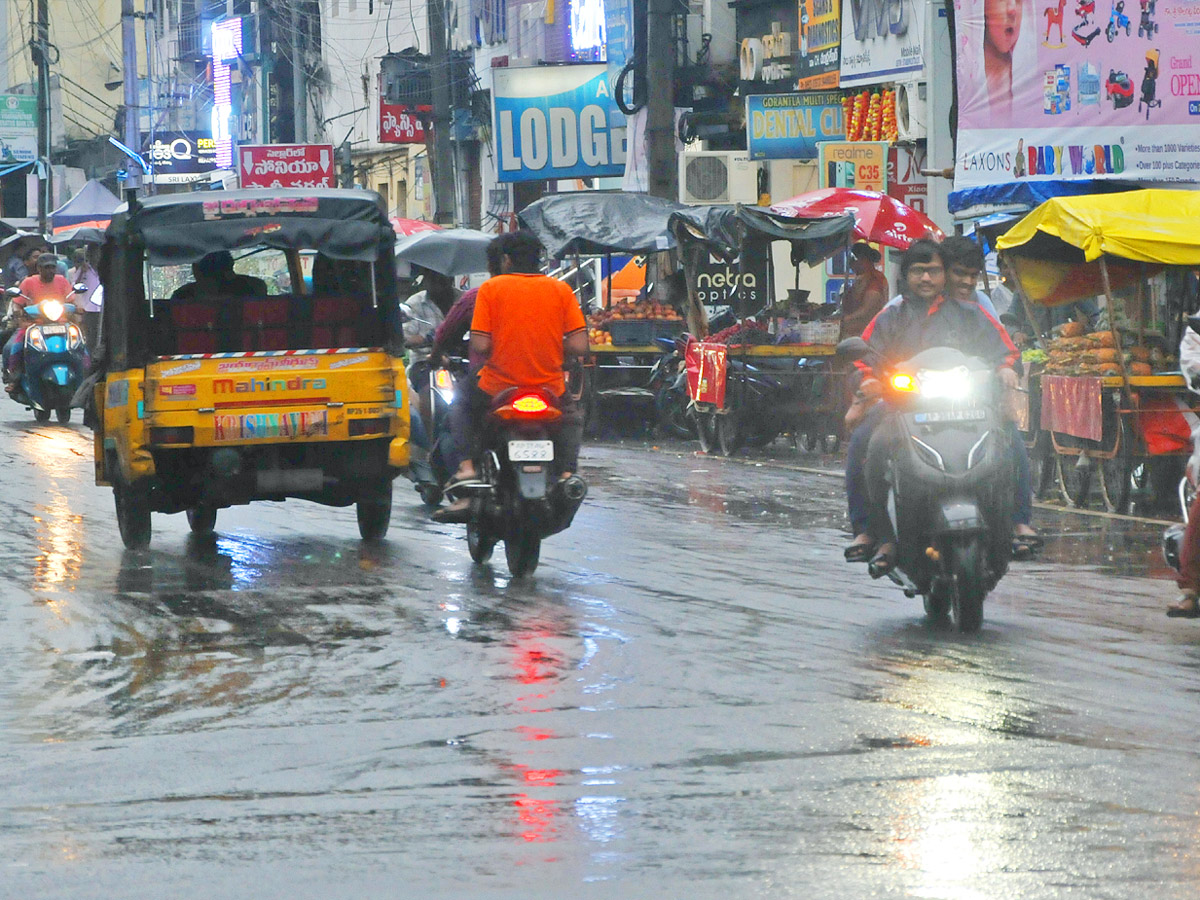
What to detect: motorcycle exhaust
<box><xmin>560</xmin><ymin>475</ymin><xmax>588</xmax><ymax>502</ymax></box>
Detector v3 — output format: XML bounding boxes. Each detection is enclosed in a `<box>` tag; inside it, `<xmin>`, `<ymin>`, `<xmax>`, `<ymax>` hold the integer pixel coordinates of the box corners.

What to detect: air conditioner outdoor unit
<box><xmin>679</xmin><ymin>151</ymin><xmax>760</xmax><ymax>205</ymax></box>
<box><xmin>895</xmin><ymin>80</ymin><xmax>927</xmax><ymax>142</ymax></box>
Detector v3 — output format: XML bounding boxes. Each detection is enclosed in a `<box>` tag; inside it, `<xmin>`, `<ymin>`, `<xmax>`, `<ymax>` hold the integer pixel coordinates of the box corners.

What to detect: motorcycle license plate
<box><xmin>913</xmin><ymin>409</ymin><xmax>987</xmax><ymax>424</ymax></box>
<box><xmin>40</xmin><ymin>325</ymin><xmax>66</xmax><ymax>335</ymax></box>
<box><xmin>508</xmin><ymin>440</ymin><xmax>554</xmax><ymax>462</ymax></box>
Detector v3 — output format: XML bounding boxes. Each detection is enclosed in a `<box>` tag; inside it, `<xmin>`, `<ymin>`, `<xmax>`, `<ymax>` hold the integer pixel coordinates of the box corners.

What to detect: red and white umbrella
<box><xmin>390</xmin><ymin>217</ymin><xmax>442</xmax><ymax>237</ymax></box>
<box><xmin>770</xmin><ymin>188</ymin><xmax>943</xmax><ymax>250</ymax></box>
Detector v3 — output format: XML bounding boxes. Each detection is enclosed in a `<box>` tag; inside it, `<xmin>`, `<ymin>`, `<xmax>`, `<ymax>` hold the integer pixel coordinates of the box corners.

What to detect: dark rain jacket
<box><xmin>858</xmin><ymin>294</ymin><xmax>1018</xmax><ymax>380</ymax></box>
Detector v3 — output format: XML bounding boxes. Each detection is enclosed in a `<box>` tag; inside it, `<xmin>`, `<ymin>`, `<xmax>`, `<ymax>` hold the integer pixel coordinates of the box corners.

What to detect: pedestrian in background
<box><xmin>69</xmin><ymin>247</ymin><xmax>102</xmax><ymax>349</ymax></box>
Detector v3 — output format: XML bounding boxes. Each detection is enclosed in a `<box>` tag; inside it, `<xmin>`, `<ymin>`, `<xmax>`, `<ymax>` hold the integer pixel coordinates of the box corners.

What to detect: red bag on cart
<box><xmin>685</xmin><ymin>340</ymin><xmax>728</xmax><ymax>409</ymax></box>
<box><xmin>1135</xmin><ymin>394</ymin><xmax>1197</xmax><ymax>455</ymax></box>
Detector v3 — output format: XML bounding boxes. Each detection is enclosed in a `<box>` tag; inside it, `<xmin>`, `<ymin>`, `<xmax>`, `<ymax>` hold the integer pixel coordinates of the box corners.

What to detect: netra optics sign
<box><xmin>239</xmin><ymin>144</ymin><xmax>335</xmax><ymax>189</ymax></box>
<box><xmin>492</xmin><ymin>64</ymin><xmax>627</xmax><ymax>183</ymax></box>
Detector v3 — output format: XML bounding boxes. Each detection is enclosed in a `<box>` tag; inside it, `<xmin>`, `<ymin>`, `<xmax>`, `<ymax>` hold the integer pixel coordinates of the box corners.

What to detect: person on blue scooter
<box><xmin>3</xmin><ymin>254</ymin><xmax>73</xmax><ymax>394</ymax></box>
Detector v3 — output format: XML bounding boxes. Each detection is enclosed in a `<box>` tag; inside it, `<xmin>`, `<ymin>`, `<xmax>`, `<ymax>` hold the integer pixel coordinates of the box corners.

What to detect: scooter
<box><xmin>460</xmin><ymin>379</ymin><xmax>587</xmax><ymax>577</ymax></box>
<box><xmin>1106</xmin><ymin>0</ymin><xmax>1130</xmax><ymax>41</ymax></box>
<box><xmin>840</xmin><ymin>338</ymin><xmax>1016</xmax><ymax>633</ymax></box>
<box><xmin>4</xmin><ymin>286</ymin><xmax>89</xmax><ymax>424</ymax></box>
<box><xmin>648</xmin><ymin>334</ymin><xmax>694</xmax><ymax>440</ymax></box>
<box><xmin>408</xmin><ymin>356</ymin><xmax>466</xmax><ymax>507</ymax></box>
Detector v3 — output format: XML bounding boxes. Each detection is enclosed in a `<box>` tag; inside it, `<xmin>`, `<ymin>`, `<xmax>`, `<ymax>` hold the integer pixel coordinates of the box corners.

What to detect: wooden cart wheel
<box><xmin>1027</xmin><ymin>431</ymin><xmax>1055</xmax><ymax>501</ymax></box>
<box><xmin>1055</xmin><ymin>450</ymin><xmax>1094</xmax><ymax>508</ymax></box>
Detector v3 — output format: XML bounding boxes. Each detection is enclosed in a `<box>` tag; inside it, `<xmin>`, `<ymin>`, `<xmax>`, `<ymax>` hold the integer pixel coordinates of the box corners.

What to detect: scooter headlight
<box><xmin>67</xmin><ymin>323</ymin><xmax>83</xmax><ymax>349</ymax></box>
<box><xmin>40</xmin><ymin>300</ymin><xmax>65</xmax><ymax>322</ymax></box>
<box><xmin>26</xmin><ymin>327</ymin><xmax>47</xmax><ymax>353</ymax></box>
<box><xmin>916</xmin><ymin>366</ymin><xmax>972</xmax><ymax>400</ymax></box>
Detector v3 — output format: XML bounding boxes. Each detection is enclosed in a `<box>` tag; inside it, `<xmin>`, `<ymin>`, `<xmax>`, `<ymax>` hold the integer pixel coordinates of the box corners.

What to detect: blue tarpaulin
<box><xmin>948</xmin><ymin>179</ymin><xmax>1139</xmax><ymax>219</ymax></box>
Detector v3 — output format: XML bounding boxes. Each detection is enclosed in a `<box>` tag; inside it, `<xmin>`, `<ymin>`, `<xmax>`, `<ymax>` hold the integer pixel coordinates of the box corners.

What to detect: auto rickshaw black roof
<box><xmin>105</xmin><ymin>188</ymin><xmax>395</xmax><ymax>266</ymax></box>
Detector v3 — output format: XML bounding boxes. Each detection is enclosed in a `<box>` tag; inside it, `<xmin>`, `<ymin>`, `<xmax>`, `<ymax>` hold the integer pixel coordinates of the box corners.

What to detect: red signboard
<box><xmin>685</xmin><ymin>340</ymin><xmax>728</xmax><ymax>409</ymax></box>
<box><xmin>380</xmin><ymin>101</ymin><xmax>430</xmax><ymax>144</ymax></box>
<box><xmin>239</xmin><ymin>144</ymin><xmax>335</xmax><ymax>189</ymax></box>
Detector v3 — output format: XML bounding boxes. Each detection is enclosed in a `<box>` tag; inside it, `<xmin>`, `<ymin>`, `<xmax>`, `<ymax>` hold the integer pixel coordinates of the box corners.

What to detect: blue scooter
<box><xmin>4</xmin><ymin>286</ymin><xmax>89</xmax><ymax>424</ymax></box>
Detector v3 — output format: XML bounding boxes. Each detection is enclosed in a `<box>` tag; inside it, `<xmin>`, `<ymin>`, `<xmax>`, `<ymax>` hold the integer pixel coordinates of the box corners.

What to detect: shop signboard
<box><xmin>954</xmin><ymin>0</ymin><xmax>1200</xmax><ymax>189</ymax></box>
<box><xmin>379</xmin><ymin>99</ymin><xmax>429</xmax><ymax>143</ymax></box>
<box><xmin>887</xmin><ymin>144</ymin><xmax>927</xmax><ymax>215</ymax></box>
<box><xmin>694</xmin><ymin>253</ymin><xmax>772</xmax><ymax>307</ymax></box>
<box><xmin>796</xmin><ymin>0</ymin><xmax>842</xmax><ymax>89</ymax></box>
<box><xmin>819</xmin><ymin>140</ymin><xmax>888</xmax><ymax>303</ymax></box>
<box><xmin>239</xmin><ymin>144</ymin><xmax>335</xmax><ymax>189</ymax></box>
<box><xmin>746</xmin><ymin>91</ymin><xmax>845</xmax><ymax>160</ymax></box>
<box><xmin>838</xmin><ymin>0</ymin><xmax>925</xmax><ymax>87</ymax></box>
<box><xmin>142</xmin><ymin>131</ymin><xmax>218</xmax><ymax>184</ymax></box>
<box><xmin>0</xmin><ymin>94</ymin><xmax>38</xmax><ymax>163</ymax></box>
<box><xmin>492</xmin><ymin>63</ymin><xmax>627</xmax><ymax>183</ymax></box>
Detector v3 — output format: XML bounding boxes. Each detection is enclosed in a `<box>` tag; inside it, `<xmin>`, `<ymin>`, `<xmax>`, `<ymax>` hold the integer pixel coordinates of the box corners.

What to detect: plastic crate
<box><xmin>608</xmin><ymin>319</ymin><xmax>682</xmax><ymax>346</ymax></box>
<box><xmin>797</xmin><ymin>321</ymin><xmax>841</xmax><ymax>345</ymax></box>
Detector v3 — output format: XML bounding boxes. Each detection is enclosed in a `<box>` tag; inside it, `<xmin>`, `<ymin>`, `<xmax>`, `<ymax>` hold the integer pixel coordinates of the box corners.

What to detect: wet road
<box><xmin>2</xmin><ymin>417</ymin><xmax>1198</xmax><ymax>899</ymax></box>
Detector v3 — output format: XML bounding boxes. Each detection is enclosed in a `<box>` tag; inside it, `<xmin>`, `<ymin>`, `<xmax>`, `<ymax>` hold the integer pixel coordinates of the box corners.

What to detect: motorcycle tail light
<box><xmin>890</xmin><ymin>372</ymin><xmax>917</xmax><ymax>393</ymax></box>
<box><xmin>494</xmin><ymin>393</ymin><xmax>562</xmax><ymax>421</ymax></box>
<box><xmin>27</xmin><ymin>328</ymin><xmax>47</xmax><ymax>353</ymax></box>
<box><xmin>513</xmin><ymin>394</ymin><xmax>550</xmax><ymax>413</ymax></box>
<box><xmin>67</xmin><ymin>324</ymin><xmax>83</xmax><ymax>349</ymax></box>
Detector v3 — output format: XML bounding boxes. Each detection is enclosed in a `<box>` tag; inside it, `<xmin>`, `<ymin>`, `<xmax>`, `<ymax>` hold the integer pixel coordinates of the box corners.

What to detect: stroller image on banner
<box><xmin>1140</xmin><ymin>49</ymin><xmax>1162</xmax><ymax>119</ymax></box>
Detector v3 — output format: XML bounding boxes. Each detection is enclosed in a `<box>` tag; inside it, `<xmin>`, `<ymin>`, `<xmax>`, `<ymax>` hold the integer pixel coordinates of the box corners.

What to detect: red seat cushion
<box><xmin>243</xmin><ymin>298</ymin><xmax>290</xmax><ymax>327</ymax></box>
<box><xmin>175</xmin><ymin>331</ymin><xmax>218</xmax><ymax>354</ymax></box>
<box><xmin>171</xmin><ymin>303</ymin><xmax>218</xmax><ymax>329</ymax></box>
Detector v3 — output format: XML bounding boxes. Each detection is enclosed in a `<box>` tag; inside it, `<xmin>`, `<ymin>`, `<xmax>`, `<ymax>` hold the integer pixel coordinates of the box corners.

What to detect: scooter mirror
<box><xmin>836</xmin><ymin>336</ymin><xmax>868</xmax><ymax>360</ymax></box>
<box><xmin>73</xmin><ymin>283</ymin><xmax>88</xmax><ymax>293</ymax></box>
<box><xmin>6</xmin><ymin>286</ymin><xmax>20</xmax><ymax>297</ymax></box>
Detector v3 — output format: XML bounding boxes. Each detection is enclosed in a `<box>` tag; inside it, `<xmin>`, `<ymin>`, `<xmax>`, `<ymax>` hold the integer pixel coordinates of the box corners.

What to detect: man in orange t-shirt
<box><xmin>437</xmin><ymin>231</ymin><xmax>586</xmax><ymax>519</ymax></box>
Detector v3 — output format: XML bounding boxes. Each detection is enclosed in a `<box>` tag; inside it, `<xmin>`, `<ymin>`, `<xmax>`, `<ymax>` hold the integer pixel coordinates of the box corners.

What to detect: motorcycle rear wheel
<box><xmin>716</xmin><ymin>412</ymin><xmax>744</xmax><ymax>456</ymax></box>
<box><xmin>655</xmin><ymin>385</ymin><xmax>694</xmax><ymax>440</ymax></box>
<box><xmin>693</xmin><ymin>409</ymin><xmax>717</xmax><ymax>453</ymax></box>
<box><xmin>114</xmin><ymin>482</ymin><xmax>152</xmax><ymax>549</ymax></box>
<box><xmin>505</xmin><ymin>525</ymin><xmax>541</xmax><ymax>577</ymax></box>
<box><xmin>55</xmin><ymin>407</ymin><xmax>71</xmax><ymax>424</ymax></box>
<box><xmin>33</xmin><ymin>407</ymin><xmax>50</xmax><ymax>423</ymax></box>
<box><xmin>949</xmin><ymin>540</ymin><xmax>986</xmax><ymax>633</ymax></box>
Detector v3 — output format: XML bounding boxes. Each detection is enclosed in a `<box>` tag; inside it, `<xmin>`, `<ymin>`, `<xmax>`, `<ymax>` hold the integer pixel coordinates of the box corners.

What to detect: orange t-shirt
<box><xmin>471</xmin><ymin>273</ymin><xmax>586</xmax><ymax>396</ymax></box>
<box><xmin>19</xmin><ymin>273</ymin><xmax>72</xmax><ymax>303</ymax></box>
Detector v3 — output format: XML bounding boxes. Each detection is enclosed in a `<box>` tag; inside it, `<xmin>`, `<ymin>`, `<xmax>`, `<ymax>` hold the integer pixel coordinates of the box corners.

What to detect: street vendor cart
<box><xmin>519</xmin><ymin>192</ymin><xmax>695</xmax><ymax>435</ymax></box>
<box><xmin>669</xmin><ymin>204</ymin><xmax>856</xmax><ymax>456</ymax></box>
<box><xmin>996</xmin><ymin>189</ymin><xmax>1200</xmax><ymax>513</ymax></box>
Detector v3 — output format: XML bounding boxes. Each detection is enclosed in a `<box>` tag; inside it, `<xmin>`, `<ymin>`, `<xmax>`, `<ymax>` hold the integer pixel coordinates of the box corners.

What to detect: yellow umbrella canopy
<box><xmin>995</xmin><ymin>189</ymin><xmax>1200</xmax><ymax>306</ymax></box>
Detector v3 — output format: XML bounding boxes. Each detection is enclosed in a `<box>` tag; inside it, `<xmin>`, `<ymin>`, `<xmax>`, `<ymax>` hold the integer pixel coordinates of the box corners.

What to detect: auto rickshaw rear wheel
<box><xmin>33</xmin><ymin>407</ymin><xmax>50</xmax><ymax>423</ymax></box>
<box><xmin>114</xmin><ymin>482</ymin><xmax>152</xmax><ymax>549</ymax></box>
<box><xmin>186</xmin><ymin>506</ymin><xmax>218</xmax><ymax>534</ymax></box>
<box><xmin>56</xmin><ymin>407</ymin><xmax>70</xmax><ymax>424</ymax></box>
<box><xmin>356</xmin><ymin>481</ymin><xmax>393</xmax><ymax>540</ymax></box>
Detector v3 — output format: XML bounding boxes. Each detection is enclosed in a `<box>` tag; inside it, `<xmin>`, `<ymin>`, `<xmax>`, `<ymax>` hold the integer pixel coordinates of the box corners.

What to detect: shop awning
<box><xmin>948</xmin><ymin>179</ymin><xmax>1139</xmax><ymax>221</ymax></box>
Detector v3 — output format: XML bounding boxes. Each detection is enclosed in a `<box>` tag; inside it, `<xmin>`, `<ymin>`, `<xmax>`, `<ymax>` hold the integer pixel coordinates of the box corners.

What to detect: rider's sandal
<box><xmin>1166</xmin><ymin>594</ymin><xmax>1200</xmax><ymax>618</ymax></box>
<box><xmin>867</xmin><ymin>544</ymin><xmax>897</xmax><ymax>579</ymax></box>
<box><xmin>844</xmin><ymin>539</ymin><xmax>875</xmax><ymax>563</ymax></box>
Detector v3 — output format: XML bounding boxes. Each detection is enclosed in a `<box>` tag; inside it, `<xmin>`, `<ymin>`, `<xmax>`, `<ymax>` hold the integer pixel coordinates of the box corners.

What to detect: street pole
<box><xmin>644</xmin><ymin>0</ymin><xmax>676</xmax><ymax>201</ymax></box>
<box><xmin>292</xmin><ymin>4</ymin><xmax>306</xmax><ymax>142</ymax></box>
<box><xmin>426</xmin><ymin>0</ymin><xmax>456</xmax><ymax>224</ymax></box>
<box><xmin>33</xmin><ymin>0</ymin><xmax>52</xmax><ymax>230</ymax></box>
<box><xmin>121</xmin><ymin>0</ymin><xmax>141</xmax><ymax>192</ymax></box>
<box><xmin>143</xmin><ymin>0</ymin><xmax>155</xmax><ymax>193</ymax></box>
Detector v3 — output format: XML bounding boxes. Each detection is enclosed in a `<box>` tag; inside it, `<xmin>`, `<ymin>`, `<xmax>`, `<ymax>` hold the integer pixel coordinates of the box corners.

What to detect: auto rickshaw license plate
<box><xmin>508</xmin><ymin>440</ymin><xmax>554</xmax><ymax>461</ymax></box>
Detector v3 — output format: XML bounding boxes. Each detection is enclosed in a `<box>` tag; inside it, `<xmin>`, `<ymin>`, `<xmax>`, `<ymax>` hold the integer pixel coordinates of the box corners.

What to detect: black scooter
<box><xmin>648</xmin><ymin>334</ymin><xmax>693</xmax><ymax>440</ymax></box>
<box><xmin>462</xmin><ymin>385</ymin><xmax>587</xmax><ymax>577</ymax></box>
<box><xmin>840</xmin><ymin>338</ymin><xmax>1016</xmax><ymax>632</ymax></box>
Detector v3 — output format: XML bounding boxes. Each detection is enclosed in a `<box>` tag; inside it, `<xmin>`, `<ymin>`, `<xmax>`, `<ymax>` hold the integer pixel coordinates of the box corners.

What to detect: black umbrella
<box><xmin>394</xmin><ymin>228</ymin><xmax>494</xmax><ymax>277</ymax></box>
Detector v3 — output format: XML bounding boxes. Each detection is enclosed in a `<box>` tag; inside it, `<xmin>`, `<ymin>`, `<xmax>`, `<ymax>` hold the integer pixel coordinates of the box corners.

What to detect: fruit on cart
<box><xmin>588</xmin><ymin>327</ymin><xmax>613</xmax><ymax>346</ymax></box>
<box><xmin>589</xmin><ymin>297</ymin><xmax>683</xmax><ymax>325</ymax></box>
<box><xmin>1085</xmin><ymin>331</ymin><xmax>1117</xmax><ymax>348</ymax></box>
<box><xmin>708</xmin><ymin>318</ymin><xmax>771</xmax><ymax>345</ymax></box>
<box><xmin>1055</xmin><ymin>321</ymin><xmax>1087</xmax><ymax>338</ymax></box>
<box><xmin>1022</xmin><ymin>348</ymin><xmax>1049</xmax><ymax>365</ymax></box>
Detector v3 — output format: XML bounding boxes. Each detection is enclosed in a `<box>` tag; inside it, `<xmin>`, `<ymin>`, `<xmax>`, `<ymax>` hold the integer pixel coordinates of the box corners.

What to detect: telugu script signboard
<box><xmin>0</xmin><ymin>94</ymin><xmax>37</xmax><ymax>163</ymax></box>
<box><xmin>239</xmin><ymin>144</ymin><xmax>335</xmax><ymax>189</ymax></box>
<box><xmin>379</xmin><ymin>99</ymin><xmax>430</xmax><ymax>144</ymax></box>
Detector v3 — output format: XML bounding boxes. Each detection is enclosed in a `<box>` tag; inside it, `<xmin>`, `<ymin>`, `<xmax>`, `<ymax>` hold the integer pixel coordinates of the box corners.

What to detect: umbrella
<box><xmin>390</xmin><ymin>217</ymin><xmax>442</xmax><ymax>236</ymax></box>
<box><xmin>770</xmin><ymin>188</ymin><xmax>943</xmax><ymax>250</ymax></box>
<box><xmin>48</xmin><ymin>225</ymin><xmax>107</xmax><ymax>245</ymax></box>
<box><xmin>393</xmin><ymin>228</ymin><xmax>494</xmax><ymax>276</ymax></box>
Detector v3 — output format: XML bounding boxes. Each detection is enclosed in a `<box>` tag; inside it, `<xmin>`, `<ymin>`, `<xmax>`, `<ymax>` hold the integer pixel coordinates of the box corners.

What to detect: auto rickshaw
<box><xmin>94</xmin><ymin>189</ymin><xmax>409</xmax><ymax>547</ymax></box>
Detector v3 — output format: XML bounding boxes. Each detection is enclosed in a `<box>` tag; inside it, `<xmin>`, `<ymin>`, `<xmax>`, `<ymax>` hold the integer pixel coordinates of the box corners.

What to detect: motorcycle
<box><xmin>648</xmin><ymin>334</ymin><xmax>694</xmax><ymax>440</ymax></box>
<box><xmin>4</xmin><ymin>285</ymin><xmax>89</xmax><ymax>424</ymax></box>
<box><xmin>840</xmin><ymin>337</ymin><xmax>1016</xmax><ymax>632</ymax></box>
<box><xmin>459</xmin><ymin>382</ymin><xmax>587</xmax><ymax>577</ymax></box>
<box><xmin>409</xmin><ymin>356</ymin><xmax>466</xmax><ymax>507</ymax></box>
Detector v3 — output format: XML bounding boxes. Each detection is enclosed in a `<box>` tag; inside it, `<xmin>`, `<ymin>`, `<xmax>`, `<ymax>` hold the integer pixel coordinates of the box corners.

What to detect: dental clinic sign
<box><xmin>492</xmin><ymin>64</ymin><xmax>627</xmax><ymax>183</ymax></box>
